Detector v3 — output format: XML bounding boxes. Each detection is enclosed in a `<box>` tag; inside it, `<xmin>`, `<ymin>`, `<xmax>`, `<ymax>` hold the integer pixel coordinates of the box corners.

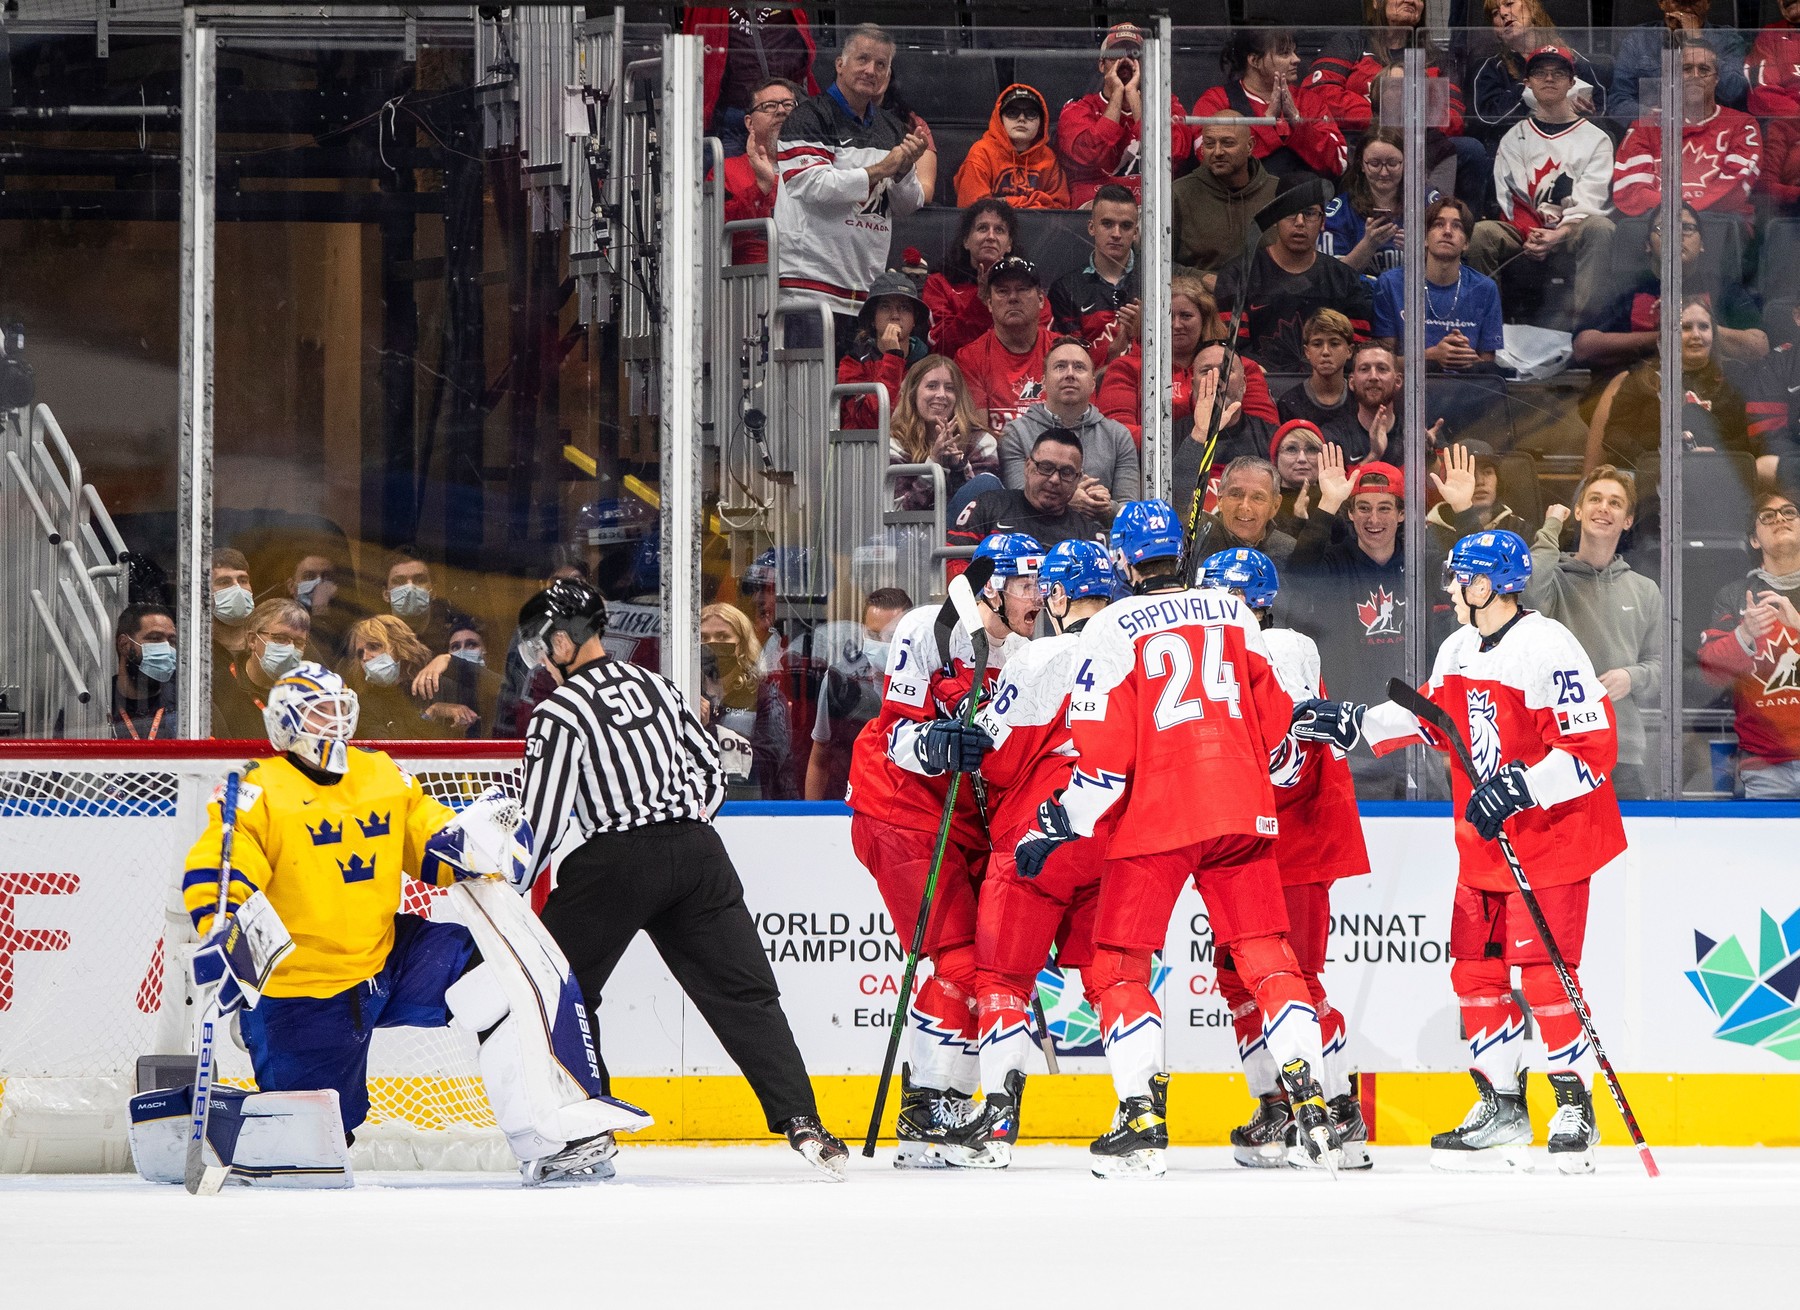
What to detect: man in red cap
<box><xmin>1056</xmin><ymin>23</ymin><xmax>1197</xmax><ymax>207</ymax></box>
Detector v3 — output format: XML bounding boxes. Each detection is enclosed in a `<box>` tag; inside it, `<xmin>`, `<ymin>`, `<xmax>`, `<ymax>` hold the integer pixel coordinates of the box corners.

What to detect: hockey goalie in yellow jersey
<box><xmin>130</xmin><ymin>662</ymin><xmax>651</xmax><ymax>1188</ymax></box>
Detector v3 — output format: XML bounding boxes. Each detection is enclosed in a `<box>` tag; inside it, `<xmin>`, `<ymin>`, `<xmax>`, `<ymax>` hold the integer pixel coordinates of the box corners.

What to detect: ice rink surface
<box><xmin>5</xmin><ymin>1145</ymin><xmax>1796</xmax><ymax>1308</ymax></box>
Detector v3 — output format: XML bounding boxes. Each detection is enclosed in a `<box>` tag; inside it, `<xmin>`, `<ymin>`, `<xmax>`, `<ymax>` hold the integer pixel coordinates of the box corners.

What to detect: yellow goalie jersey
<box><xmin>182</xmin><ymin>748</ymin><xmax>461</xmax><ymax>998</ymax></box>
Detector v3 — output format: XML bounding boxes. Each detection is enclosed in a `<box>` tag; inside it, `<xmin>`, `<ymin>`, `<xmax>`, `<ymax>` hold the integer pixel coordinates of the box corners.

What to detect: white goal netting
<box><xmin>0</xmin><ymin>743</ymin><xmax>527</xmax><ymax>1173</ymax></box>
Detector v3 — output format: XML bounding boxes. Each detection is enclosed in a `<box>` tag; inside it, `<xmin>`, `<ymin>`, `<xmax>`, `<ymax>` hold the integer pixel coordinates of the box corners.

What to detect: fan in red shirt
<box><xmin>953</xmin><ymin>255</ymin><xmax>1053</xmax><ymax>431</ymax></box>
<box><xmin>920</xmin><ymin>199</ymin><xmax>1052</xmax><ymax>358</ymax></box>
<box><xmin>1055</xmin><ymin>23</ymin><xmax>1197</xmax><ymax>207</ymax></box>
<box><xmin>845</xmin><ymin>532</ymin><xmax>1042</xmax><ymax>1167</ymax></box>
<box><xmin>715</xmin><ymin>76</ymin><xmax>802</xmax><ymax>266</ymax></box>
<box><xmin>1014</xmin><ymin>499</ymin><xmax>1340</xmax><ymax>1177</ymax></box>
<box><xmin>1192</xmin><ymin>30</ymin><xmax>1348</xmax><ymax>183</ymax></box>
<box><xmin>1293</xmin><ymin>528</ymin><xmax>1625</xmax><ymax>1175</ymax></box>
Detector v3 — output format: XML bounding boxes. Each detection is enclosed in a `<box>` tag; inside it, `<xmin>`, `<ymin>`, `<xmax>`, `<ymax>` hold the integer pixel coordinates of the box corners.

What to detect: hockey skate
<box><xmin>1229</xmin><ymin>1093</ymin><xmax>1292</xmax><ymax>1169</ymax></box>
<box><xmin>894</xmin><ymin>1064</ymin><xmax>981</xmax><ymax>1169</ymax></box>
<box><xmin>1089</xmin><ymin>1072</ymin><xmax>1170</xmax><ymax>1179</ymax></box>
<box><xmin>1330</xmin><ymin>1092</ymin><xmax>1373</xmax><ymax>1171</ymax></box>
<box><xmin>783</xmin><ymin>1115</ymin><xmax>849</xmax><ymax>1180</ymax></box>
<box><xmin>1279</xmin><ymin>1059</ymin><xmax>1343</xmax><ymax>1176</ymax></box>
<box><xmin>1430</xmin><ymin>1070</ymin><xmax>1533</xmax><ymax>1173</ymax></box>
<box><xmin>1545</xmin><ymin>1072</ymin><xmax>1599</xmax><ymax>1175</ymax></box>
<box><xmin>521</xmin><ymin>1131</ymin><xmax>617</xmax><ymax>1186</ymax></box>
<box><xmin>947</xmin><ymin>1070</ymin><xmax>1026</xmax><ymax>1170</ymax></box>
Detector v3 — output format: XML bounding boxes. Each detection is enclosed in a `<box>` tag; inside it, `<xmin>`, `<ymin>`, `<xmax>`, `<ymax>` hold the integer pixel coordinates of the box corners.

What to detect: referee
<box><xmin>515</xmin><ymin>578</ymin><xmax>848</xmax><ymax>1179</ymax></box>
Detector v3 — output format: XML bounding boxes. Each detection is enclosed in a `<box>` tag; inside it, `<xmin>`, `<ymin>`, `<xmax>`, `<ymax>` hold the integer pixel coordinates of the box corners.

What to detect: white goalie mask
<box><xmin>263</xmin><ymin>662</ymin><xmax>360</xmax><ymax>774</ymax></box>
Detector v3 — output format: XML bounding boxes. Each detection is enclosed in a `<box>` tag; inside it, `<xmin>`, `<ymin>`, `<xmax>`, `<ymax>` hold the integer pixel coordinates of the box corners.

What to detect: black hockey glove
<box><xmin>1290</xmin><ymin>698</ymin><xmax>1366</xmax><ymax>752</ymax></box>
<box><xmin>1464</xmin><ymin>762</ymin><xmax>1537</xmax><ymax>840</ymax></box>
<box><xmin>916</xmin><ymin>718</ymin><xmax>994</xmax><ymax>776</ymax></box>
<box><xmin>1015</xmin><ymin>794</ymin><xmax>1077</xmax><ymax>880</ymax></box>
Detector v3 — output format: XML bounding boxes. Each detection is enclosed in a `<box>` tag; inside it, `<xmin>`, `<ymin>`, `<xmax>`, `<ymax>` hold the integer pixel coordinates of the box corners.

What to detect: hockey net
<box><xmin>0</xmin><ymin>741</ymin><xmax>528</xmax><ymax>1173</ymax></box>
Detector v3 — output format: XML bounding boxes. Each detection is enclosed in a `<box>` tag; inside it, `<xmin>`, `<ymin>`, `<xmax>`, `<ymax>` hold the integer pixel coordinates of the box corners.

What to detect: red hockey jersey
<box><xmin>1063</xmin><ymin>588</ymin><xmax>1294</xmax><ymax>858</ymax></box>
<box><xmin>1748</xmin><ymin>21</ymin><xmax>1800</xmax><ymax>120</ymax></box>
<box><xmin>974</xmin><ymin>629</ymin><xmax>1084</xmax><ymax>841</ymax></box>
<box><xmin>955</xmin><ymin>328</ymin><xmax>1050</xmax><ymax>431</ymax></box>
<box><xmin>1612</xmin><ymin>107</ymin><xmax>1762</xmax><ymax>217</ymax></box>
<box><xmin>845</xmin><ymin>602</ymin><xmax>1020</xmax><ymax>847</ymax></box>
<box><xmin>1264</xmin><ymin>627</ymin><xmax>1369</xmax><ymax>887</ymax></box>
<box><xmin>1362</xmin><ymin>611</ymin><xmax>1625</xmax><ymax>892</ymax></box>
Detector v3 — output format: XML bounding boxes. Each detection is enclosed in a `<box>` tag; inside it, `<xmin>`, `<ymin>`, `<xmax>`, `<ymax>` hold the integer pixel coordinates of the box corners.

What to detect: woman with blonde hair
<box><xmin>345</xmin><ymin>613</ymin><xmax>472</xmax><ymax>739</ymax></box>
<box><xmin>1472</xmin><ymin>0</ymin><xmax>1604</xmax><ymax>141</ymax></box>
<box><xmin>887</xmin><ymin>354</ymin><xmax>1000</xmax><ymax>512</ymax></box>
<box><xmin>700</xmin><ymin>602</ymin><xmax>794</xmax><ymax>800</ymax></box>
<box><xmin>212</xmin><ymin>598</ymin><xmax>311</xmax><ymax>738</ymax></box>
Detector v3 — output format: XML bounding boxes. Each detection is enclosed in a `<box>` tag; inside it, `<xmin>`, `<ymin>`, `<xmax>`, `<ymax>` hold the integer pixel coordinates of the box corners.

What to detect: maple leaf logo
<box><xmin>1528</xmin><ymin>155</ymin><xmax>1561</xmax><ymax>199</ymax></box>
<box><xmin>1356</xmin><ymin>586</ymin><xmax>1403</xmax><ymax>636</ymax></box>
<box><xmin>1756</xmin><ymin>626</ymin><xmax>1800</xmax><ymax>695</ymax></box>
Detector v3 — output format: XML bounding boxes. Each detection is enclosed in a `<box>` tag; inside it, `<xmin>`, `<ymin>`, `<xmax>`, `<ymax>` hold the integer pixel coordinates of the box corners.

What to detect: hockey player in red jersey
<box><xmin>846</xmin><ymin>532</ymin><xmax>1043</xmax><ymax>1167</ymax></box>
<box><xmin>951</xmin><ymin>539</ymin><xmax>1117</xmax><ymax>1168</ymax></box>
<box><xmin>1292</xmin><ymin>528</ymin><xmax>1625</xmax><ymax>1174</ymax></box>
<box><xmin>1199</xmin><ymin>547</ymin><xmax>1372</xmax><ymax>1171</ymax></box>
<box><xmin>1015</xmin><ymin>499</ymin><xmax>1342</xmax><ymax>1178</ymax></box>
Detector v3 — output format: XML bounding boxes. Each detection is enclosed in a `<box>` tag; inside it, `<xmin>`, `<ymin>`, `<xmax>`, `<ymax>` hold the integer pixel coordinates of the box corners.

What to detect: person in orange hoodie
<box><xmin>954</xmin><ymin>84</ymin><xmax>1069</xmax><ymax>210</ymax></box>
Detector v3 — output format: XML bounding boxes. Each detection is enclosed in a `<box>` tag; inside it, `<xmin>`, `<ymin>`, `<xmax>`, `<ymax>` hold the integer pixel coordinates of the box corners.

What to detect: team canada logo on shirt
<box><xmin>1356</xmin><ymin>586</ymin><xmax>1404</xmax><ymax>636</ymax></box>
<box><xmin>1756</xmin><ymin>627</ymin><xmax>1800</xmax><ymax>695</ymax></box>
<box><xmin>1467</xmin><ymin>690</ymin><xmax>1502</xmax><ymax>781</ymax></box>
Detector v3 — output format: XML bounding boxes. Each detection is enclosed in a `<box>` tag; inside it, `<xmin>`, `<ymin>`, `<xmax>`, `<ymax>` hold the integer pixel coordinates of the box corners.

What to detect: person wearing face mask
<box><xmin>344</xmin><ymin>615</ymin><xmax>471</xmax><ymax>739</ymax></box>
<box><xmin>284</xmin><ymin>547</ymin><xmax>360</xmax><ymax>663</ymax></box>
<box><xmin>212</xmin><ymin>599</ymin><xmax>311</xmax><ymax>738</ymax></box>
<box><xmin>699</xmin><ymin>602</ymin><xmax>794</xmax><ymax>801</ymax></box>
<box><xmin>382</xmin><ymin>547</ymin><xmax>453</xmax><ymax>655</ymax></box>
<box><xmin>804</xmin><ymin>586</ymin><xmax>913</xmax><ymax>801</ymax></box>
<box><xmin>111</xmin><ymin>603</ymin><xmax>179</xmax><ymax>739</ymax></box>
<box><xmin>433</xmin><ymin>620</ymin><xmax>503</xmax><ymax>739</ymax></box>
<box><xmin>209</xmin><ymin>547</ymin><xmax>257</xmax><ymax>719</ymax></box>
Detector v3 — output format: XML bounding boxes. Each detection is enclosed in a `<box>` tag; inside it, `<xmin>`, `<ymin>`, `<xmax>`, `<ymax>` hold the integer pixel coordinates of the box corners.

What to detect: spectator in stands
<box><xmin>954</xmin><ymin>83</ymin><xmax>1068</xmax><ymax>210</ymax></box>
<box><xmin>1188</xmin><ymin>454</ymin><xmax>1297</xmax><ymax>568</ymax></box>
<box><xmin>805</xmin><ymin>586</ymin><xmax>912</xmax><ymax>801</ymax></box>
<box><xmin>719</xmin><ymin>76</ymin><xmax>800</xmax><ymax>265</ymax></box>
<box><xmin>1573</xmin><ymin>203</ymin><xmax>1767</xmax><ymax>371</ymax></box>
<box><xmin>434</xmin><ymin>619</ymin><xmax>502</xmax><ymax>739</ymax></box>
<box><xmin>1192</xmin><ymin>29</ymin><xmax>1348</xmax><ymax>184</ymax></box>
<box><xmin>947</xmin><ymin>426</ymin><xmax>1103</xmax><ymax>558</ymax></box>
<box><xmin>700</xmin><ymin>602</ymin><xmax>795</xmax><ymax>801</ymax></box>
<box><xmin>1589</xmin><ymin>295</ymin><xmax>1763</xmax><ymax>473</ymax></box>
<box><xmin>954</xmin><ymin>254</ymin><xmax>1053</xmax><ymax>432</ymax></box>
<box><xmin>1172</xmin><ymin>112</ymin><xmax>1278</xmax><ymax>280</ymax></box>
<box><xmin>1170</xmin><ymin>345</ymin><xmax>1277</xmax><ymax>505</ymax></box>
<box><xmin>838</xmin><ymin>270</ymin><xmax>931</xmax><ymax>430</ymax></box>
<box><xmin>922</xmin><ymin>199</ymin><xmax>1049</xmax><ymax>357</ymax></box>
<box><xmin>380</xmin><ymin>546</ymin><xmax>453</xmax><ymax>655</ymax></box>
<box><xmin>1525</xmin><ymin>466</ymin><xmax>1662</xmax><ymax>799</ymax></box>
<box><xmin>1375</xmin><ymin>197</ymin><xmax>1504</xmax><ymax>374</ymax></box>
<box><xmin>1058</xmin><ymin>22</ymin><xmax>1196</xmax><ymax>207</ymax></box>
<box><xmin>285</xmin><ymin>547</ymin><xmax>354</xmax><ymax>662</ymax></box>
<box><xmin>1340</xmin><ymin>341</ymin><xmax>1406</xmax><ymax>465</ymax></box>
<box><xmin>1613</xmin><ymin>40</ymin><xmax>1762</xmax><ymax>220</ymax></box>
<box><xmin>1098</xmin><ymin>275</ymin><xmax>1280</xmax><ymax>445</ymax></box>
<box><xmin>775</xmin><ymin>24</ymin><xmax>935</xmax><ymax>324</ymax></box>
<box><xmin>1472</xmin><ymin>0</ymin><xmax>1606</xmax><ymax>142</ymax></box>
<box><xmin>1467</xmin><ymin>46</ymin><xmax>1618</xmax><ymax>323</ymax></box>
<box><xmin>1000</xmin><ymin>336</ymin><xmax>1139</xmax><ymax>522</ymax></box>
<box><xmin>1050</xmin><ymin>183</ymin><xmax>1142</xmax><ymax>368</ymax></box>
<box><xmin>1309</xmin><ymin>0</ymin><xmax>1486</xmax><ymax>209</ymax></box>
<box><xmin>1279</xmin><ymin>308</ymin><xmax>1356</xmax><ymax>432</ymax></box>
<box><xmin>685</xmin><ymin>5</ymin><xmax>816</xmax><ymax>156</ymax></box>
<box><xmin>1742</xmin><ymin>304</ymin><xmax>1800</xmax><ymax>459</ymax></box>
<box><xmin>345</xmin><ymin>614</ymin><xmax>468</xmax><ymax>739</ymax></box>
<box><xmin>212</xmin><ymin>598</ymin><xmax>309</xmax><ymax>739</ymax></box>
<box><xmin>1215</xmin><ymin>175</ymin><xmax>1373</xmax><ymax>376</ymax></box>
<box><xmin>1699</xmin><ymin>485</ymin><xmax>1800</xmax><ymax>797</ymax></box>
<box><xmin>1269</xmin><ymin>418</ymin><xmax>1327</xmax><ymax>532</ymax></box>
<box><xmin>1609</xmin><ymin>0</ymin><xmax>1748</xmax><ymax>124</ymax></box>
<box><xmin>887</xmin><ymin>354</ymin><xmax>1000</xmax><ymax>512</ymax></box>
<box><xmin>1754</xmin><ymin>0</ymin><xmax>1800</xmax><ymax>209</ymax></box>
<box><xmin>1425</xmin><ymin>440</ymin><xmax>1532</xmax><ymax>552</ymax></box>
<box><xmin>111</xmin><ymin>602</ymin><xmax>178</xmax><ymax>740</ymax></box>
<box><xmin>1320</xmin><ymin>129</ymin><xmax>1432</xmax><ymax>288</ymax></box>
<box><xmin>208</xmin><ymin>547</ymin><xmax>255</xmax><ymax>721</ymax></box>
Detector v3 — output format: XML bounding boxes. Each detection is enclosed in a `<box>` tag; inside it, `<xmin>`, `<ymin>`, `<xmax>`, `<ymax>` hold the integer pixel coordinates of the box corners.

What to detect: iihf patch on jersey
<box><xmin>1557</xmin><ymin>705</ymin><xmax>1604</xmax><ymax>733</ymax></box>
<box><xmin>210</xmin><ymin>779</ymin><xmax>262</xmax><ymax>812</ymax></box>
<box><xmin>1257</xmin><ymin>815</ymin><xmax>1279</xmax><ymax>835</ymax></box>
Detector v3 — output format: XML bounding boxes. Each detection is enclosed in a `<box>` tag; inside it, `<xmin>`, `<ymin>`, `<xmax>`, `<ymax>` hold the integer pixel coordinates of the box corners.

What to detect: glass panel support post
<box><xmin>1658</xmin><ymin>37</ymin><xmax>1684</xmax><ymax>799</ymax></box>
<box><xmin>1401</xmin><ymin>44</ymin><xmax>1429</xmax><ymax>794</ymax></box>
<box><xmin>178</xmin><ymin>9</ymin><xmax>216</xmax><ymax>738</ymax></box>
<box><xmin>1140</xmin><ymin>15</ymin><xmax>1173</xmax><ymax>500</ymax></box>
<box><xmin>660</xmin><ymin>32</ymin><xmax>704</xmax><ymax>703</ymax></box>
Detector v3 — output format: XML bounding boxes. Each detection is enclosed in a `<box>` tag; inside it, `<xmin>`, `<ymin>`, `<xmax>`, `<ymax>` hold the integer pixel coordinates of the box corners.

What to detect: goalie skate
<box><xmin>1430</xmin><ymin>1071</ymin><xmax>1533</xmax><ymax>1173</ymax></box>
<box><xmin>1279</xmin><ymin>1058</ymin><xmax>1342</xmax><ymax>1176</ymax></box>
<box><xmin>521</xmin><ymin>1131</ymin><xmax>617</xmax><ymax>1186</ymax></box>
<box><xmin>895</xmin><ymin>1064</ymin><xmax>981</xmax><ymax>1169</ymax></box>
<box><xmin>1545</xmin><ymin>1072</ymin><xmax>1598</xmax><ymax>1175</ymax></box>
<box><xmin>1089</xmin><ymin>1072</ymin><xmax>1169</xmax><ymax>1179</ymax></box>
<box><xmin>947</xmin><ymin>1070</ymin><xmax>1026</xmax><ymax>1170</ymax></box>
<box><xmin>784</xmin><ymin>1116</ymin><xmax>849</xmax><ymax>1180</ymax></box>
<box><xmin>1230</xmin><ymin>1093</ymin><xmax>1291</xmax><ymax>1169</ymax></box>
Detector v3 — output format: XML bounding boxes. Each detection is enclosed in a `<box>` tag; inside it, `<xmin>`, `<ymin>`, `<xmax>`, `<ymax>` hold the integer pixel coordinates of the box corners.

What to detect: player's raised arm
<box><xmin>181</xmin><ymin>772</ymin><xmax>273</xmax><ymax>937</ymax></box>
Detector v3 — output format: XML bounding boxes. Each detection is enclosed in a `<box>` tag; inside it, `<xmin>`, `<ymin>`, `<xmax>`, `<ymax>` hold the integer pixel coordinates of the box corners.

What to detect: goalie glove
<box><xmin>915</xmin><ymin>718</ymin><xmax>994</xmax><ymax>776</ymax></box>
<box><xmin>423</xmin><ymin>787</ymin><xmax>536</xmax><ymax>889</ymax></box>
<box><xmin>1290</xmin><ymin>698</ymin><xmax>1366</xmax><ymax>752</ymax></box>
<box><xmin>1014</xmin><ymin>794</ymin><xmax>1078</xmax><ymax>880</ymax></box>
<box><xmin>191</xmin><ymin>891</ymin><xmax>294</xmax><ymax>1014</ymax></box>
<box><xmin>1464</xmin><ymin>761</ymin><xmax>1536</xmax><ymax>840</ymax></box>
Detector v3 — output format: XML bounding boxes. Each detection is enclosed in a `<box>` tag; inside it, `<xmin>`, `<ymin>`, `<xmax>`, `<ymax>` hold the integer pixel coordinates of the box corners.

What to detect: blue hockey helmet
<box><xmin>1444</xmin><ymin>528</ymin><xmax>1532</xmax><ymax>596</ymax></box>
<box><xmin>974</xmin><ymin>532</ymin><xmax>1045</xmax><ymax>581</ymax></box>
<box><xmin>1199</xmin><ymin>547</ymin><xmax>1279</xmax><ymax>610</ymax></box>
<box><xmin>1109</xmin><ymin>499</ymin><xmax>1185</xmax><ymax>567</ymax></box>
<box><xmin>1037</xmin><ymin>538</ymin><xmax>1115</xmax><ymax>602</ymax></box>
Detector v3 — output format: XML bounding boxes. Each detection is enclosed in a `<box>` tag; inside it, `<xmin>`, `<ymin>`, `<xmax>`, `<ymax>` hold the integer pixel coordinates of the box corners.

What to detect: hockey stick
<box><xmin>863</xmin><ymin>566</ymin><xmax>994</xmax><ymax>1157</ymax></box>
<box><xmin>186</xmin><ymin>770</ymin><xmax>242</xmax><ymax>1195</ymax></box>
<box><xmin>1384</xmin><ymin>678</ymin><xmax>1660</xmax><ymax>1179</ymax></box>
<box><xmin>1031</xmin><ymin>986</ymin><xmax>1060</xmax><ymax>1076</ymax></box>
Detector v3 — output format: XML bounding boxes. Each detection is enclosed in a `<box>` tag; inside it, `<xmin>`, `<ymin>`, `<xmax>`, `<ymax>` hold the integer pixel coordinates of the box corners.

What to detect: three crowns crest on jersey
<box><xmin>306</xmin><ymin>819</ymin><xmax>343</xmax><ymax>846</ymax></box>
<box><xmin>356</xmin><ymin>811</ymin><xmax>392</xmax><ymax>838</ymax></box>
<box><xmin>338</xmin><ymin>853</ymin><xmax>377</xmax><ymax>884</ymax></box>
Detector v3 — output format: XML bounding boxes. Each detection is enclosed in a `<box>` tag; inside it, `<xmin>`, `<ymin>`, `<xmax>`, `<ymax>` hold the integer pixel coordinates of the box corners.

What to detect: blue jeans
<box><xmin>1741</xmin><ymin>759</ymin><xmax>1800</xmax><ymax>799</ymax></box>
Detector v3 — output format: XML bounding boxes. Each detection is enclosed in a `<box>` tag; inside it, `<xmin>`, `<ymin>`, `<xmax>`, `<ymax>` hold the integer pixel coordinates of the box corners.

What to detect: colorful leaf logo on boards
<box><xmin>1686</xmin><ymin>907</ymin><xmax>1800</xmax><ymax>1061</ymax></box>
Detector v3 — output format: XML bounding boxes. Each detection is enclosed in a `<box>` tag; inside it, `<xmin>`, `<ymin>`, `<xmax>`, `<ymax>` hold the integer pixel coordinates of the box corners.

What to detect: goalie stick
<box><xmin>1385</xmin><ymin>678</ymin><xmax>1660</xmax><ymax>1179</ymax></box>
<box><xmin>186</xmin><ymin>770</ymin><xmax>242</xmax><ymax>1196</ymax></box>
<box><xmin>863</xmin><ymin>560</ymin><xmax>995</xmax><ymax>1158</ymax></box>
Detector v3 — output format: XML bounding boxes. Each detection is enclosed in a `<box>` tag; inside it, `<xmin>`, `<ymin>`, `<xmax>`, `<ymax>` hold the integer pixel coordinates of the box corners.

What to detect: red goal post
<box><xmin>0</xmin><ymin>740</ymin><xmax>528</xmax><ymax>1173</ymax></box>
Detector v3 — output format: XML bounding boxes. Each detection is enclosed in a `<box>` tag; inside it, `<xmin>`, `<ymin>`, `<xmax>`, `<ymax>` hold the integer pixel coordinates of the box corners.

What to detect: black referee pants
<box><xmin>538</xmin><ymin>819</ymin><xmax>819</xmax><ymax>1132</ymax></box>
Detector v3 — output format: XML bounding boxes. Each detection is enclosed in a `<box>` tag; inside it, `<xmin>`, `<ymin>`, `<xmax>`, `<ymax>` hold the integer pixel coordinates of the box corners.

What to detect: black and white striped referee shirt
<box><xmin>520</xmin><ymin>657</ymin><xmax>725</xmax><ymax>883</ymax></box>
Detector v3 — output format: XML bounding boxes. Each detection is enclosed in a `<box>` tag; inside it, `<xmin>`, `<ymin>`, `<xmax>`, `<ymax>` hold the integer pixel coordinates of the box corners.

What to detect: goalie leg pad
<box><xmin>445</xmin><ymin>879</ymin><xmax>653</xmax><ymax>1162</ymax></box>
<box><xmin>129</xmin><ymin>1085</ymin><xmax>352</xmax><ymax>1188</ymax></box>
